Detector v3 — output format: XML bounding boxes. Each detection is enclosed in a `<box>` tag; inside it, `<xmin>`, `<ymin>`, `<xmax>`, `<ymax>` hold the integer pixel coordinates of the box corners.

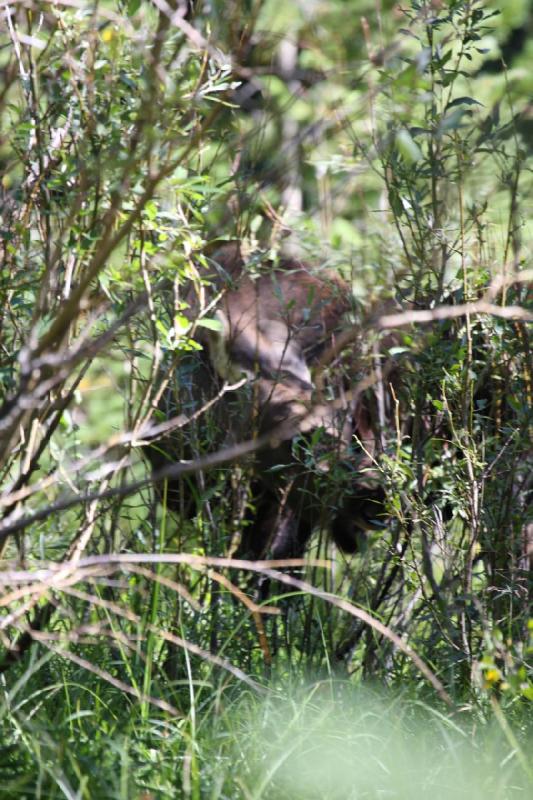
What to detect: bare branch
<box><xmin>0</xmin><ymin>553</ymin><xmax>451</xmax><ymax>705</ymax></box>
<box><xmin>378</xmin><ymin>300</ymin><xmax>532</xmax><ymax>329</ymax></box>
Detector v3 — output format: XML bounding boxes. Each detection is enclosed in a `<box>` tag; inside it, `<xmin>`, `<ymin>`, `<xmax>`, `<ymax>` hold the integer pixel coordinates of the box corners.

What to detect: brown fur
<box><xmin>147</xmin><ymin>243</ymin><xmax>386</xmax><ymax>562</ymax></box>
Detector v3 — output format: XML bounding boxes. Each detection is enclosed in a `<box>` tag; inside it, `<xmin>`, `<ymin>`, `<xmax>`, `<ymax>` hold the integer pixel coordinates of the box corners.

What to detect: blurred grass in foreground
<box><xmin>231</xmin><ymin>683</ymin><xmax>532</xmax><ymax>800</ymax></box>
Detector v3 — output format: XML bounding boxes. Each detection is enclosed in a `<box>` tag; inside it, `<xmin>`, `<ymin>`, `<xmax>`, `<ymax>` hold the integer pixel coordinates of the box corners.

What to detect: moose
<box><xmin>146</xmin><ymin>242</ymin><xmax>391</xmax><ymax>561</ymax></box>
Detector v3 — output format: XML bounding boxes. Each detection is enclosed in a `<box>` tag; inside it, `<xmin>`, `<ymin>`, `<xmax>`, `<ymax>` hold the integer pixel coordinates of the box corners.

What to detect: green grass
<box><xmin>1</xmin><ymin>657</ymin><xmax>532</xmax><ymax>799</ymax></box>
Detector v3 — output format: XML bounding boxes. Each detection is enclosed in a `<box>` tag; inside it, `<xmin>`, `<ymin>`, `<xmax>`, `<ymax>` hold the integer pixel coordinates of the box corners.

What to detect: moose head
<box><xmin>146</xmin><ymin>242</ymin><xmax>389</xmax><ymax>561</ymax></box>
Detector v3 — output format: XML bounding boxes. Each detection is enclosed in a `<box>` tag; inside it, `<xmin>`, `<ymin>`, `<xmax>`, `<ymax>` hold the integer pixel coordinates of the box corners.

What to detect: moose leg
<box><xmin>239</xmin><ymin>482</ymin><xmax>312</xmax><ymax>560</ymax></box>
<box><xmin>237</xmin><ymin>480</ymin><xmax>313</xmax><ymax>604</ymax></box>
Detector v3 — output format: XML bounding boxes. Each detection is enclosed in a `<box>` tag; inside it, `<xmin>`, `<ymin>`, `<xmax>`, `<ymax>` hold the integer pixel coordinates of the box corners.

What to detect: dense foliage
<box><xmin>0</xmin><ymin>0</ymin><xmax>531</xmax><ymax>797</ymax></box>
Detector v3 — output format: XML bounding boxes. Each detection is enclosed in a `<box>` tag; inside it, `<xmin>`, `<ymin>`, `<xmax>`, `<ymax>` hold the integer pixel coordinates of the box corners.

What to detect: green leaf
<box><xmin>438</xmin><ymin>107</ymin><xmax>472</xmax><ymax>134</ymax></box>
<box><xmin>144</xmin><ymin>200</ymin><xmax>158</xmax><ymax>221</ymax></box>
<box><xmin>174</xmin><ymin>314</ymin><xmax>191</xmax><ymax>334</ymax></box>
<box><xmin>388</xmin><ymin>188</ymin><xmax>403</xmax><ymax>217</ymax></box>
<box><xmin>197</xmin><ymin>317</ymin><xmax>223</xmax><ymax>332</ymax></box>
<box><xmin>155</xmin><ymin>320</ymin><xmax>168</xmax><ymax>337</ymax></box>
<box><xmin>447</xmin><ymin>96</ymin><xmax>484</xmax><ymax>109</ymax></box>
<box><xmin>395</xmin><ymin>129</ymin><xmax>423</xmax><ymax>163</ymax></box>
<box><xmin>410</xmin><ymin>127</ymin><xmax>430</xmax><ymax>137</ymax></box>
